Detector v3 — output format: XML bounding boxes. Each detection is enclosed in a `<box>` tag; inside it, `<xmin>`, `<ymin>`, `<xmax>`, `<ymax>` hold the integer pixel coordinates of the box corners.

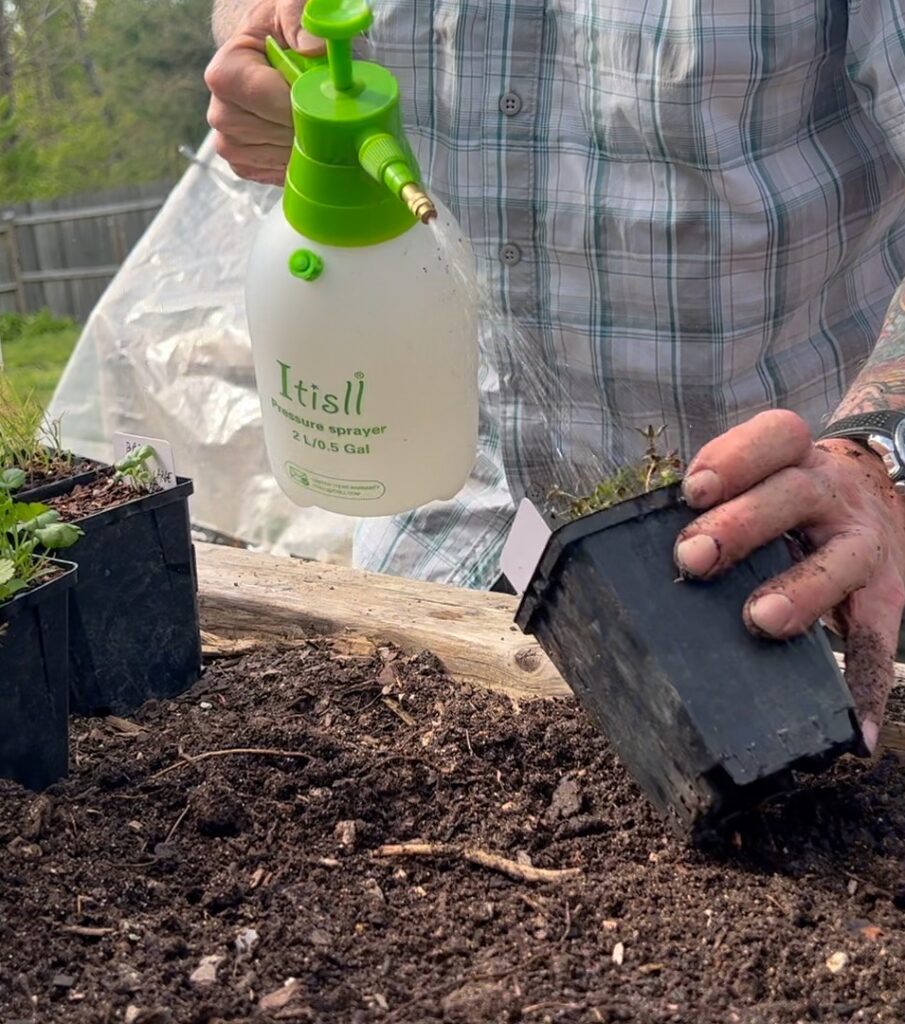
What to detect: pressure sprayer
<box><xmin>245</xmin><ymin>0</ymin><xmax>479</xmax><ymax>517</ymax></box>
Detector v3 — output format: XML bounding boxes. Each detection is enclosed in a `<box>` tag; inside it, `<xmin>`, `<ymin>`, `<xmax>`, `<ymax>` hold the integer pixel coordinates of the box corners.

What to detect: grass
<box><xmin>0</xmin><ymin>311</ymin><xmax>80</xmax><ymax>408</ymax></box>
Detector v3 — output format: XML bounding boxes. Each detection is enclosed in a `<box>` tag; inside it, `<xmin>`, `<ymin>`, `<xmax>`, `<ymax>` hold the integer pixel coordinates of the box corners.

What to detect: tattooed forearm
<box><xmin>212</xmin><ymin>0</ymin><xmax>253</xmax><ymax>45</ymax></box>
<box><xmin>834</xmin><ymin>280</ymin><xmax>905</xmax><ymax>419</ymax></box>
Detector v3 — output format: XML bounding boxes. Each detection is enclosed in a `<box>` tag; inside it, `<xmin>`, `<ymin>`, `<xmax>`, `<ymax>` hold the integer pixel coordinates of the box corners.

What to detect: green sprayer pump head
<box><xmin>265</xmin><ymin>0</ymin><xmax>436</xmax><ymax>247</ymax></box>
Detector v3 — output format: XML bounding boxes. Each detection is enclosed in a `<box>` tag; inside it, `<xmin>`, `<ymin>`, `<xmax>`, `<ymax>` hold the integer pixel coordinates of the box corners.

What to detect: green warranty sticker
<box><xmin>286</xmin><ymin>462</ymin><xmax>386</xmax><ymax>501</ymax></box>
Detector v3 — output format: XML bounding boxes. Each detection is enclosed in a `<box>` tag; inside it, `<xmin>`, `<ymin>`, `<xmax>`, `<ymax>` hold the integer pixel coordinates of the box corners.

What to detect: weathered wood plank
<box><xmin>195</xmin><ymin>543</ymin><xmax>905</xmax><ymax>757</ymax></box>
<box><xmin>195</xmin><ymin>542</ymin><xmax>570</xmax><ymax>699</ymax></box>
<box><xmin>880</xmin><ymin>723</ymin><xmax>905</xmax><ymax>757</ymax></box>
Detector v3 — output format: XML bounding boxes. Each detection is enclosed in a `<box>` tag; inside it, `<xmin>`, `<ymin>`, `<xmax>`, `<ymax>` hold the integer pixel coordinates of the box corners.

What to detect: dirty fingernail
<box><xmin>860</xmin><ymin>718</ymin><xmax>880</xmax><ymax>756</ymax></box>
<box><xmin>675</xmin><ymin>534</ymin><xmax>720</xmax><ymax>576</ymax></box>
<box><xmin>682</xmin><ymin>469</ymin><xmax>722</xmax><ymax>508</ymax></box>
<box><xmin>747</xmin><ymin>593</ymin><xmax>794</xmax><ymax>636</ymax></box>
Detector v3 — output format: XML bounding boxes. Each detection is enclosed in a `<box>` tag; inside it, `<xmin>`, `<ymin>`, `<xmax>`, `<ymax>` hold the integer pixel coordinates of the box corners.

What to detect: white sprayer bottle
<box><xmin>245</xmin><ymin>0</ymin><xmax>478</xmax><ymax>517</ymax></box>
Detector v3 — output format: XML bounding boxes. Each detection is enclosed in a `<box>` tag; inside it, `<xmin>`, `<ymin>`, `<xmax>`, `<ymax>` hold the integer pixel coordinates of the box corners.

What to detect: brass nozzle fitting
<box><xmin>401</xmin><ymin>183</ymin><xmax>437</xmax><ymax>224</ymax></box>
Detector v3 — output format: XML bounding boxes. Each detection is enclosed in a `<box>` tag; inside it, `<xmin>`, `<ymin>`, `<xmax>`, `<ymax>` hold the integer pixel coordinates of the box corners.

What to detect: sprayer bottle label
<box><xmin>270</xmin><ymin>359</ymin><xmax>391</xmax><ymax>498</ymax></box>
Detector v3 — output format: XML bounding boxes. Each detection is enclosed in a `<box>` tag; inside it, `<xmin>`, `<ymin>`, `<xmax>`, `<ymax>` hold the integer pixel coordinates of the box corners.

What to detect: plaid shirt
<box><xmin>353</xmin><ymin>0</ymin><xmax>905</xmax><ymax>589</ymax></box>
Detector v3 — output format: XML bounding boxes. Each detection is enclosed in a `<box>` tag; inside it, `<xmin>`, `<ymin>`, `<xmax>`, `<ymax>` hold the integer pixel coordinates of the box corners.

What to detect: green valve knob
<box><xmin>288</xmin><ymin>249</ymin><xmax>324</xmax><ymax>281</ymax></box>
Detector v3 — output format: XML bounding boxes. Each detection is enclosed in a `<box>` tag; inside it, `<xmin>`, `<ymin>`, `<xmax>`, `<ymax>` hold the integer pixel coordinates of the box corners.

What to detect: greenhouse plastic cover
<box><xmin>49</xmin><ymin>132</ymin><xmax>356</xmax><ymax>564</ymax></box>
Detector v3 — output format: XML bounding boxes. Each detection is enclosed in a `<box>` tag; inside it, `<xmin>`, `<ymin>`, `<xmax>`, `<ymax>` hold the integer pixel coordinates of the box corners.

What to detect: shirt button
<box><xmin>499</xmin><ymin>91</ymin><xmax>522</xmax><ymax>116</ymax></box>
<box><xmin>500</xmin><ymin>243</ymin><xmax>522</xmax><ymax>266</ymax></box>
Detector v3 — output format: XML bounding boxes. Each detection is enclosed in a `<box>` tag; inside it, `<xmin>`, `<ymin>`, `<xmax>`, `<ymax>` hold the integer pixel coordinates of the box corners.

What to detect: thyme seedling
<box><xmin>547</xmin><ymin>424</ymin><xmax>684</xmax><ymax>521</ymax></box>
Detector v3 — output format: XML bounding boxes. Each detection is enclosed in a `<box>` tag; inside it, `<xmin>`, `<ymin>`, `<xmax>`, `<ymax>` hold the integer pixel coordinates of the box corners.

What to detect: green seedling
<box><xmin>547</xmin><ymin>424</ymin><xmax>684</xmax><ymax>521</ymax></box>
<box><xmin>0</xmin><ymin>373</ymin><xmax>70</xmax><ymax>476</ymax></box>
<box><xmin>0</xmin><ymin>469</ymin><xmax>82</xmax><ymax>603</ymax></box>
<box><xmin>114</xmin><ymin>444</ymin><xmax>157</xmax><ymax>492</ymax></box>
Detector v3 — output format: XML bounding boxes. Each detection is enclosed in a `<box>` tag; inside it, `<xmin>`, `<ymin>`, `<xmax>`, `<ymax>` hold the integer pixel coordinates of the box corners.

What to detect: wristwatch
<box><xmin>819</xmin><ymin>411</ymin><xmax>905</xmax><ymax>493</ymax></box>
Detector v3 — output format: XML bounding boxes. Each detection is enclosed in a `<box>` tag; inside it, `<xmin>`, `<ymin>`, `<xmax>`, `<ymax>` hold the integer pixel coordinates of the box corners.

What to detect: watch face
<box><xmin>867</xmin><ymin>434</ymin><xmax>899</xmax><ymax>477</ymax></box>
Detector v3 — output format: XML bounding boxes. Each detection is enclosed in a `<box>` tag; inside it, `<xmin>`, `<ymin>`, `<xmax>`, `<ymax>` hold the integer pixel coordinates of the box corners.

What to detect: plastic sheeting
<box><xmin>49</xmin><ymin>132</ymin><xmax>356</xmax><ymax>563</ymax></box>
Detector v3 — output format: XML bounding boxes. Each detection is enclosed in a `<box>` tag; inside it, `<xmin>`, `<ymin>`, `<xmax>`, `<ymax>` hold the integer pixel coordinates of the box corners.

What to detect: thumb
<box><xmin>277</xmin><ymin>0</ymin><xmax>326</xmax><ymax>55</ymax></box>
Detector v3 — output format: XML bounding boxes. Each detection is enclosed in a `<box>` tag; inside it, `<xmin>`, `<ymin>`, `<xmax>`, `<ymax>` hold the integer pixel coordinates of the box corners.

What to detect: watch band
<box><xmin>817</xmin><ymin>410</ymin><xmax>905</xmax><ymax>491</ymax></box>
<box><xmin>818</xmin><ymin>411</ymin><xmax>905</xmax><ymax>440</ymax></box>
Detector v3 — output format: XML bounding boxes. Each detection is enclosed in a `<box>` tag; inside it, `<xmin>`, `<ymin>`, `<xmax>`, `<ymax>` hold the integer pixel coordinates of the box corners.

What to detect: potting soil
<box><xmin>46</xmin><ymin>472</ymin><xmax>155</xmax><ymax>519</ymax></box>
<box><xmin>18</xmin><ymin>456</ymin><xmax>101</xmax><ymax>495</ymax></box>
<box><xmin>1</xmin><ymin>643</ymin><xmax>904</xmax><ymax>1023</ymax></box>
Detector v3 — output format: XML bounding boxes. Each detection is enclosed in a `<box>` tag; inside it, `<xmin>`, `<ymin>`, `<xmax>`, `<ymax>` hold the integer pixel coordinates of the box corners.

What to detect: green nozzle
<box><xmin>266</xmin><ymin>0</ymin><xmax>435</xmax><ymax>246</ymax></box>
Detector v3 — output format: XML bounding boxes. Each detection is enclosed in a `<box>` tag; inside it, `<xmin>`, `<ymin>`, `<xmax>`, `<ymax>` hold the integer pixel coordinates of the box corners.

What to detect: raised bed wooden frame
<box><xmin>194</xmin><ymin>543</ymin><xmax>905</xmax><ymax>759</ymax></box>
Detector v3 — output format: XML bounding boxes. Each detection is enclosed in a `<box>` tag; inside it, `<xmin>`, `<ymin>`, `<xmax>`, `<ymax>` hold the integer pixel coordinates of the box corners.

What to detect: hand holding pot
<box><xmin>205</xmin><ymin>0</ymin><xmax>324</xmax><ymax>184</ymax></box>
<box><xmin>674</xmin><ymin>409</ymin><xmax>905</xmax><ymax>754</ymax></box>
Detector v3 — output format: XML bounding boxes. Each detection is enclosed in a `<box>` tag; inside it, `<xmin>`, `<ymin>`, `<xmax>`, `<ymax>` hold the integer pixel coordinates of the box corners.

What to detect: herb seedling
<box><xmin>114</xmin><ymin>445</ymin><xmax>158</xmax><ymax>492</ymax></box>
<box><xmin>547</xmin><ymin>424</ymin><xmax>684</xmax><ymax>521</ymax></box>
<box><xmin>0</xmin><ymin>467</ymin><xmax>83</xmax><ymax>603</ymax></box>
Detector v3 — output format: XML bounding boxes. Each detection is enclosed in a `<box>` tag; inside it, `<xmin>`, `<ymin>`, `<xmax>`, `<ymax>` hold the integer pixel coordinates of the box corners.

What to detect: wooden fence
<box><xmin>0</xmin><ymin>181</ymin><xmax>175</xmax><ymax>322</ymax></box>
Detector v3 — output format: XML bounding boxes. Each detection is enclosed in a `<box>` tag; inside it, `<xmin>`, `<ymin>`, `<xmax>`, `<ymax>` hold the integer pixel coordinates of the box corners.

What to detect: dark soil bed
<box><xmin>1</xmin><ymin>642</ymin><xmax>905</xmax><ymax>1024</ymax></box>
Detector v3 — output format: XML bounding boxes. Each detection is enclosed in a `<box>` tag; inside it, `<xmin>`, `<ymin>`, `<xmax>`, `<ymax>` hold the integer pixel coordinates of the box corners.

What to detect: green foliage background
<box><xmin>0</xmin><ymin>0</ymin><xmax>213</xmax><ymax>202</ymax></box>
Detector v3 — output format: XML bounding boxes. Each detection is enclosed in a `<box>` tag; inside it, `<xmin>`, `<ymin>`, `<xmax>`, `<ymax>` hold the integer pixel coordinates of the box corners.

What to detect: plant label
<box><xmin>112</xmin><ymin>432</ymin><xmax>178</xmax><ymax>491</ymax></box>
<box><xmin>500</xmin><ymin>498</ymin><xmax>552</xmax><ymax>594</ymax></box>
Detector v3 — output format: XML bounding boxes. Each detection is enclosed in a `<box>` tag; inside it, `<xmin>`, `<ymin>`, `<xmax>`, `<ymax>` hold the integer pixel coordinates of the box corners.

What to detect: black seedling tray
<box><xmin>62</xmin><ymin>478</ymin><xmax>202</xmax><ymax>716</ymax></box>
<box><xmin>0</xmin><ymin>561</ymin><xmax>76</xmax><ymax>790</ymax></box>
<box><xmin>515</xmin><ymin>485</ymin><xmax>861</xmax><ymax>839</ymax></box>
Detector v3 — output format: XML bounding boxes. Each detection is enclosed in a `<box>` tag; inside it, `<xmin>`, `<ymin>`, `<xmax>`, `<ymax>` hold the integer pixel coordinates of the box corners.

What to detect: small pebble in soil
<box><xmin>545</xmin><ymin>774</ymin><xmax>583</xmax><ymax>822</ymax></box>
<box><xmin>189</xmin><ymin>954</ymin><xmax>224</xmax><ymax>987</ymax></box>
<box><xmin>259</xmin><ymin>978</ymin><xmax>304</xmax><ymax>1012</ymax></box>
<box><xmin>826</xmin><ymin>951</ymin><xmax>849</xmax><ymax>974</ymax></box>
<box><xmin>111</xmin><ymin>963</ymin><xmax>142</xmax><ymax>994</ymax></box>
<box><xmin>235</xmin><ymin>927</ymin><xmax>259</xmax><ymax>956</ymax></box>
<box><xmin>334</xmin><ymin>819</ymin><xmax>359</xmax><ymax>849</ymax></box>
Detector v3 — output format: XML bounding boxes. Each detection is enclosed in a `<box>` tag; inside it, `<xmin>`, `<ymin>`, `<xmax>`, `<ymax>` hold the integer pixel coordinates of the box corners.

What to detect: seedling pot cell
<box><xmin>0</xmin><ymin>562</ymin><xmax>76</xmax><ymax>790</ymax></box>
<box><xmin>66</xmin><ymin>478</ymin><xmax>202</xmax><ymax>716</ymax></box>
<box><xmin>515</xmin><ymin>485</ymin><xmax>861</xmax><ymax>838</ymax></box>
<box><xmin>17</xmin><ymin>457</ymin><xmax>108</xmax><ymax>503</ymax></box>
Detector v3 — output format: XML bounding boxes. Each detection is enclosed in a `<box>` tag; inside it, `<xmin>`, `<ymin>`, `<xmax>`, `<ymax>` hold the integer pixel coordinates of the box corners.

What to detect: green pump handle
<box><xmin>264</xmin><ymin>37</ymin><xmax>327</xmax><ymax>84</ymax></box>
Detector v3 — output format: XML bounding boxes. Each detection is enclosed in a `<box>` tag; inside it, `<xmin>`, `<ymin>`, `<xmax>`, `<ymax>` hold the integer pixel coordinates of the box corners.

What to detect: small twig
<box><xmin>149</xmin><ymin>747</ymin><xmax>311</xmax><ymax>781</ymax></box>
<box><xmin>381</xmin><ymin>697</ymin><xmax>416</xmax><ymax>727</ymax></box>
<box><xmin>165</xmin><ymin>806</ymin><xmax>190</xmax><ymax>844</ymax></box>
<box><xmin>764</xmin><ymin>892</ymin><xmax>790</xmax><ymax>915</ymax></box>
<box><xmin>373</xmin><ymin>842</ymin><xmax>581</xmax><ymax>884</ymax></box>
<box><xmin>60</xmin><ymin>925</ymin><xmax>114</xmax><ymax>938</ymax></box>
<box><xmin>560</xmin><ymin>901</ymin><xmax>573</xmax><ymax>945</ymax></box>
<box><xmin>465</xmin><ymin>729</ymin><xmax>474</xmax><ymax>757</ymax></box>
<box><xmin>523</xmin><ymin>1002</ymin><xmax>585</xmax><ymax>1017</ymax></box>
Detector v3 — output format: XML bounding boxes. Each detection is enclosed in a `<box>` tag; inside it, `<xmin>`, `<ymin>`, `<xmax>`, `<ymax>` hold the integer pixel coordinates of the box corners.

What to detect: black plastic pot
<box><xmin>515</xmin><ymin>485</ymin><xmax>861</xmax><ymax>839</ymax></box>
<box><xmin>0</xmin><ymin>561</ymin><xmax>76</xmax><ymax>790</ymax></box>
<box><xmin>62</xmin><ymin>478</ymin><xmax>202</xmax><ymax>716</ymax></box>
<box><xmin>18</xmin><ymin>455</ymin><xmax>108</xmax><ymax>503</ymax></box>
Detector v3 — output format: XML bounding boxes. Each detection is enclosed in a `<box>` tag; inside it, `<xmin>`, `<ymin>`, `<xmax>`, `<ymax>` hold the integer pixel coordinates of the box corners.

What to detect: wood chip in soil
<box><xmin>1</xmin><ymin>643</ymin><xmax>905</xmax><ymax>1023</ymax></box>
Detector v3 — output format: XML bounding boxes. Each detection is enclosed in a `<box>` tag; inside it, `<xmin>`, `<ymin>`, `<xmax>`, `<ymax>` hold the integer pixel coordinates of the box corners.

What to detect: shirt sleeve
<box><xmin>846</xmin><ymin>0</ymin><xmax>905</xmax><ymax>167</ymax></box>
